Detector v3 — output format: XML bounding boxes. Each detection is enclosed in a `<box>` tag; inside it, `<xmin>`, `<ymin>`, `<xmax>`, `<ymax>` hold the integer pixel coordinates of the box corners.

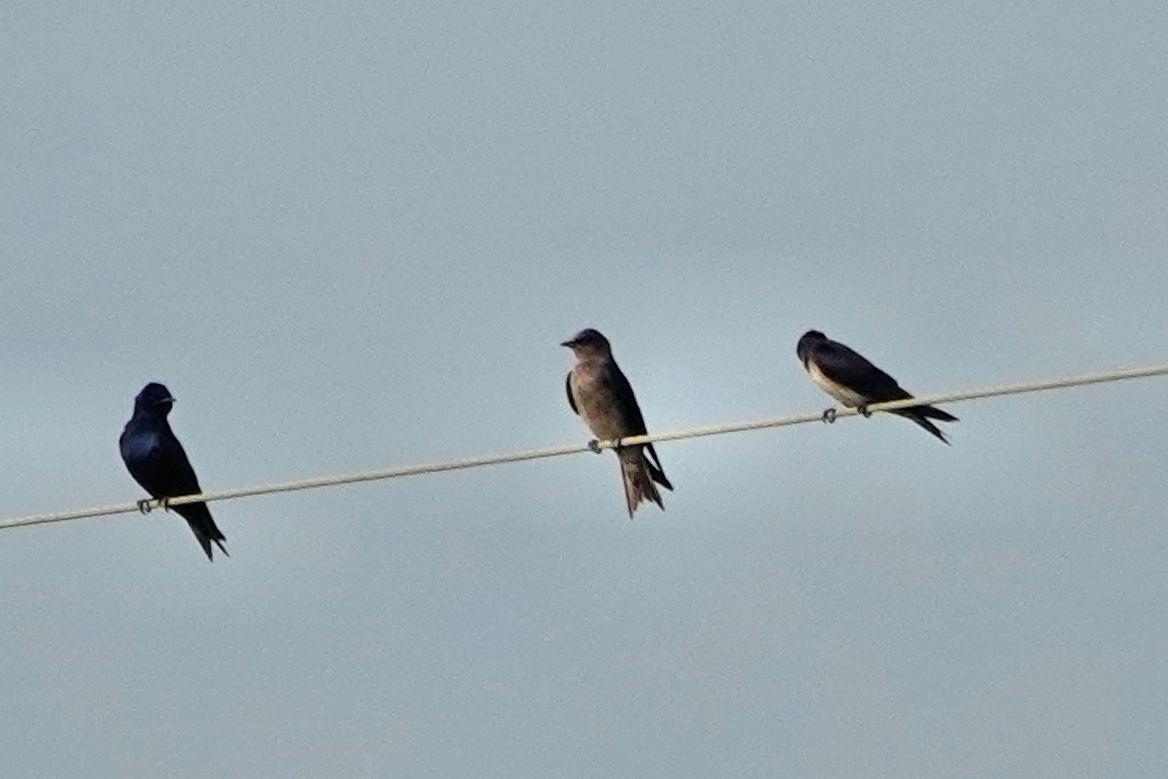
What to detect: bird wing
<box><xmin>605</xmin><ymin>363</ymin><xmax>649</xmax><ymax>437</ymax></box>
<box><xmin>813</xmin><ymin>339</ymin><xmax>911</xmax><ymax>402</ymax></box>
<box><xmin>605</xmin><ymin>365</ymin><xmax>670</xmax><ymax>477</ymax></box>
<box><xmin>565</xmin><ymin>372</ymin><xmax>578</xmax><ymax>415</ymax></box>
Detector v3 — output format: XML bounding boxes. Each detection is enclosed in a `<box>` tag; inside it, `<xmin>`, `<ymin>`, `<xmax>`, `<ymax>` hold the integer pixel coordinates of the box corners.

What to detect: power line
<box><xmin>2</xmin><ymin>363</ymin><xmax>1166</xmax><ymax>532</ymax></box>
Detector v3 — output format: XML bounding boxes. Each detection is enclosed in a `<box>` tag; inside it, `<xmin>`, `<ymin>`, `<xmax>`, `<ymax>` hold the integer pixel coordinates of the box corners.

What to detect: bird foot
<box><xmin>857</xmin><ymin>405</ymin><xmax>872</xmax><ymax>418</ymax></box>
<box><xmin>588</xmin><ymin>439</ymin><xmax>603</xmax><ymax>454</ymax></box>
<box><xmin>822</xmin><ymin>408</ymin><xmax>837</xmax><ymax>424</ymax></box>
<box><xmin>158</xmin><ymin>497</ymin><xmax>172</xmax><ymax>512</ymax></box>
<box><xmin>136</xmin><ymin>499</ymin><xmax>154</xmax><ymax>514</ymax></box>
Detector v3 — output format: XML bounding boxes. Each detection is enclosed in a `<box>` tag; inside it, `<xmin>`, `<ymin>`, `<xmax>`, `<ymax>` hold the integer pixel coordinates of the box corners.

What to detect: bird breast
<box><xmin>570</xmin><ymin>367</ymin><xmax>627</xmax><ymax>440</ymax></box>
<box><xmin>808</xmin><ymin>360</ymin><xmax>868</xmax><ymax>407</ymax></box>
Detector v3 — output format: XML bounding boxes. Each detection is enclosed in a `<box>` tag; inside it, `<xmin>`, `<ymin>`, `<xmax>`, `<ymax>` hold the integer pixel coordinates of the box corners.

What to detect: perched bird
<box><xmin>563</xmin><ymin>328</ymin><xmax>673</xmax><ymax>517</ymax></box>
<box><xmin>119</xmin><ymin>382</ymin><xmax>228</xmax><ymax>560</ymax></box>
<box><xmin>796</xmin><ymin>330</ymin><xmax>958</xmax><ymax>444</ymax></box>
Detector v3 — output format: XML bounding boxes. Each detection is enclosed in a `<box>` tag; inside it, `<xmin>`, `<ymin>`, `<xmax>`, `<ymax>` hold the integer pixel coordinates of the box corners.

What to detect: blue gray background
<box><xmin>3</xmin><ymin>3</ymin><xmax>1167</xmax><ymax>777</ymax></box>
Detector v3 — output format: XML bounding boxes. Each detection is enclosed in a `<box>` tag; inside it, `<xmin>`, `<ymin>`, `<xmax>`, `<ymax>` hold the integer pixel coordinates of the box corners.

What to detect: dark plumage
<box><xmin>796</xmin><ymin>330</ymin><xmax>958</xmax><ymax>444</ymax></box>
<box><xmin>563</xmin><ymin>329</ymin><xmax>673</xmax><ymax>517</ymax></box>
<box><xmin>119</xmin><ymin>382</ymin><xmax>228</xmax><ymax>560</ymax></box>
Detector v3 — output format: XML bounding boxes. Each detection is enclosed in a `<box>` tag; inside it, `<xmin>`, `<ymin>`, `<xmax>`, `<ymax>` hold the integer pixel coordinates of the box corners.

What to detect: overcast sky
<box><xmin>2</xmin><ymin>3</ymin><xmax>1167</xmax><ymax>777</ymax></box>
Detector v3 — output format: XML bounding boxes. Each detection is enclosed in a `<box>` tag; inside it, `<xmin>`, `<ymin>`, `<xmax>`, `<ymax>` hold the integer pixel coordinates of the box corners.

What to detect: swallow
<box><xmin>796</xmin><ymin>330</ymin><xmax>957</xmax><ymax>444</ymax></box>
<box><xmin>120</xmin><ymin>382</ymin><xmax>229</xmax><ymax>560</ymax></box>
<box><xmin>563</xmin><ymin>328</ymin><xmax>673</xmax><ymax>516</ymax></box>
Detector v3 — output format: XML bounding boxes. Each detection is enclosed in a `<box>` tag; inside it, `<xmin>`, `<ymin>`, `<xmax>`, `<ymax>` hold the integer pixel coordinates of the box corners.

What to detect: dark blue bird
<box><xmin>796</xmin><ymin>330</ymin><xmax>958</xmax><ymax>444</ymax></box>
<box><xmin>120</xmin><ymin>383</ymin><xmax>228</xmax><ymax>560</ymax></box>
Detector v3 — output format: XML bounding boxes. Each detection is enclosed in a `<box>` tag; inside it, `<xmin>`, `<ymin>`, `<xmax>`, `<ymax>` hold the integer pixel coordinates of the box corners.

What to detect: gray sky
<box><xmin>2</xmin><ymin>3</ymin><xmax>1167</xmax><ymax>777</ymax></box>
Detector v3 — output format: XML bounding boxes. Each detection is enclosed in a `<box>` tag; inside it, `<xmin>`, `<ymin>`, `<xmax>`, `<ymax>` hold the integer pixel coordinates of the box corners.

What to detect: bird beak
<box><xmin>560</xmin><ymin>339</ymin><xmax>577</xmax><ymax>348</ymax></box>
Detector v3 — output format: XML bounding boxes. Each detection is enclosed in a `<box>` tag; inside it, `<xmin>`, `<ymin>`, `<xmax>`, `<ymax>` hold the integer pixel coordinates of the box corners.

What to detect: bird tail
<box><xmin>644</xmin><ymin>444</ymin><xmax>673</xmax><ymax>492</ymax></box>
<box><xmin>891</xmin><ymin>408</ymin><xmax>955</xmax><ymax>445</ymax></box>
<box><xmin>175</xmin><ymin>502</ymin><xmax>229</xmax><ymax>561</ymax></box>
<box><xmin>619</xmin><ymin>448</ymin><xmax>668</xmax><ymax>518</ymax></box>
<box><xmin>911</xmin><ymin>404</ymin><xmax>958</xmax><ymax>422</ymax></box>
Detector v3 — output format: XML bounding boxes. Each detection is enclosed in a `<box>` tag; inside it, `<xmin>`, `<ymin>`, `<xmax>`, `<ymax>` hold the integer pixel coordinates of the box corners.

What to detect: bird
<box><xmin>796</xmin><ymin>330</ymin><xmax>958</xmax><ymax>444</ymax></box>
<box><xmin>563</xmin><ymin>328</ymin><xmax>673</xmax><ymax>517</ymax></box>
<box><xmin>119</xmin><ymin>382</ymin><xmax>228</xmax><ymax>560</ymax></box>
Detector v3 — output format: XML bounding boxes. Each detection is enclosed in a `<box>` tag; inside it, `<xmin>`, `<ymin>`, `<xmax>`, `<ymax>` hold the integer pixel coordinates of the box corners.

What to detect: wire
<box><xmin>2</xmin><ymin>363</ymin><xmax>1166</xmax><ymax>531</ymax></box>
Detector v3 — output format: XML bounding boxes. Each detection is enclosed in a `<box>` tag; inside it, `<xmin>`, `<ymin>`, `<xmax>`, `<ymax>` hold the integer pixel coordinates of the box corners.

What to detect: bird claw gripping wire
<box><xmin>821</xmin><ymin>408</ymin><xmax>838</xmax><ymax>424</ymax></box>
<box><xmin>588</xmin><ymin>439</ymin><xmax>603</xmax><ymax>454</ymax></box>
<box><xmin>136</xmin><ymin>498</ymin><xmax>154</xmax><ymax>514</ymax></box>
<box><xmin>857</xmin><ymin>405</ymin><xmax>872</xmax><ymax>418</ymax></box>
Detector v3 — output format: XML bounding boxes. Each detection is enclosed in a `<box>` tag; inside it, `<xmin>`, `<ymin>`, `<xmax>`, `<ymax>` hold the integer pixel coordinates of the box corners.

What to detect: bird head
<box><xmin>133</xmin><ymin>382</ymin><xmax>176</xmax><ymax>416</ymax></box>
<box><xmin>796</xmin><ymin>330</ymin><xmax>828</xmax><ymax>366</ymax></box>
<box><xmin>561</xmin><ymin>328</ymin><xmax>612</xmax><ymax>357</ymax></box>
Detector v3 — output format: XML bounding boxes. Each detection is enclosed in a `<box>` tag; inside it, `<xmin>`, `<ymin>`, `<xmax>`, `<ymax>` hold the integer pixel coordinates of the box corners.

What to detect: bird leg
<box><xmin>588</xmin><ymin>439</ymin><xmax>603</xmax><ymax>454</ymax></box>
<box><xmin>821</xmin><ymin>408</ymin><xmax>837</xmax><ymax>424</ymax></box>
<box><xmin>136</xmin><ymin>499</ymin><xmax>154</xmax><ymax>514</ymax></box>
<box><xmin>857</xmin><ymin>405</ymin><xmax>872</xmax><ymax>418</ymax></box>
<box><xmin>158</xmin><ymin>497</ymin><xmax>172</xmax><ymax>512</ymax></box>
